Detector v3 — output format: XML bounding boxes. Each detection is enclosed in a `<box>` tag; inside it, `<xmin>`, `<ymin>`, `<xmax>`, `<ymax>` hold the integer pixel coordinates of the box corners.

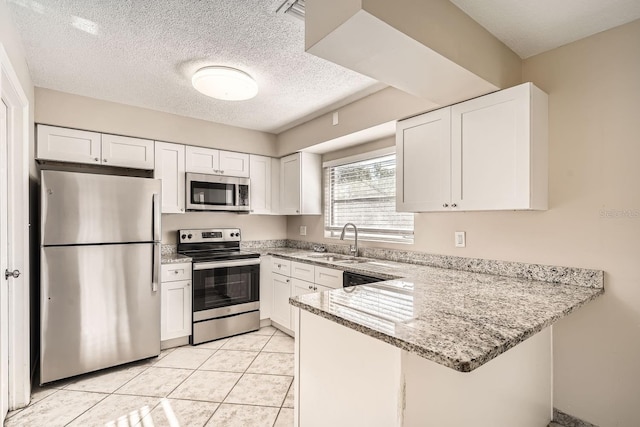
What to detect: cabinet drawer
<box><xmin>315</xmin><ymin>266</ymin><xmax>343</xmax><ymax>289</ymax></box>
<box><xmin>161</xmin><ymin>262</ymin><xmax>192</xmax><ymax>282</ymax></box>
<box><xmin>291</xmin><ymin>261</ymin><xmax>315</xmax><ymax>282</ymax></box>
<box><xmin>272</xmin><ymin>258</ymin><xmax>291</xmax><ymax>275</ymax></box>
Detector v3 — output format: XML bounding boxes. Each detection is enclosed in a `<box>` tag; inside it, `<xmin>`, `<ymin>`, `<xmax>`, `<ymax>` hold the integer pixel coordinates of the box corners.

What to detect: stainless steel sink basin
<box><xmin>306</xmin><ymin>254</ymin><xmax>353</xmax><ymax>262</ymax></box>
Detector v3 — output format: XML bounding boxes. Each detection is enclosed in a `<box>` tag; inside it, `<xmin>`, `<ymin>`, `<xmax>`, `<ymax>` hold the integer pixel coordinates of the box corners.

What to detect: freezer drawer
<box><xmin>41</xmin><ymin>170</ymin><xmax>161</xmax><ymax>245</ymax></box>
<box><xmin>40</xmin><ymin>243</ymin><xmax>160</xmax><ymax>383</ymax></box>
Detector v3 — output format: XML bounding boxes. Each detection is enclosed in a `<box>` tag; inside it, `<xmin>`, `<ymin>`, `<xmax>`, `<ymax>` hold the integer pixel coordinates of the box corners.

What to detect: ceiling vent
<box><xmin>276</xmin><ymin>0</ymin><xmax>305</xmax><ymax>21</ymax></box>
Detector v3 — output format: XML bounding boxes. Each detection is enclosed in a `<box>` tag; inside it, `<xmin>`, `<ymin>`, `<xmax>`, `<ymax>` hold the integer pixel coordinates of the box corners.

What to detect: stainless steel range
<box><xmin>178</xmin><ymin>228</ymin><xmax>260</xmax><ymax>345</ymax></box>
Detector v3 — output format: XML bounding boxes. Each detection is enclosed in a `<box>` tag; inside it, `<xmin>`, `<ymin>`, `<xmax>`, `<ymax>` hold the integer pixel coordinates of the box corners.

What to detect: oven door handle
<box><xmin>194</xmin><ymin>258</ymin><xmax>261</xmax><ymax>270</ymax></box>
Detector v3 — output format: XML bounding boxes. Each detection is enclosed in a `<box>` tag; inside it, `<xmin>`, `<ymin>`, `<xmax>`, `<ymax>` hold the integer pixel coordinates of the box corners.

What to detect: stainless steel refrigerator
<box><xmin>40</xmin><ymin>170</ymin><xmax>162</xmax><ymax>384</ymax></box>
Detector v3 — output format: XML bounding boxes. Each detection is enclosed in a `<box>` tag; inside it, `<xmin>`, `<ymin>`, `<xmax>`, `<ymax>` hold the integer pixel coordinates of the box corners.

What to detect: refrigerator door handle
<box><xmin>153</xmin><ymin>193</ymin><xmax>161</xmax><ymax>242</ymax></box>
<box><xmin>152</xmin><ymin>242</ymin><xmax>160</xmax><ymax>292</ymax></box>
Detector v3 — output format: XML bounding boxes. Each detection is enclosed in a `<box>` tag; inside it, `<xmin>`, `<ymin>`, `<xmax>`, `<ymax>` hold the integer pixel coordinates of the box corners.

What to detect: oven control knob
<box><xmin>181</xmin><ymin>234</ymin><xmax>186</xmax><ymax>240</ymax></box>
<box><xmin>188</xmin><ymin>234</ymin><xmax>193</xmax><ymax>239</ymax></box>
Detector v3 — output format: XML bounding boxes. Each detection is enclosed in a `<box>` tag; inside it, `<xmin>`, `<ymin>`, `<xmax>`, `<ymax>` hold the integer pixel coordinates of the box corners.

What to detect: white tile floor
<box><xmin>5</xmin><ymin>327</ymin><xmax>294</xmax><ymax>427</ymax></box>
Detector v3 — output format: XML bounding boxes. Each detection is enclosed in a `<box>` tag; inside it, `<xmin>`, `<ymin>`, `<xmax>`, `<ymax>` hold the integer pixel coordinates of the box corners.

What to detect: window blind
<box><xmin>324</xmin><ymin>153</ymin><xmax>414</xmax><ymax>243</ymax></box>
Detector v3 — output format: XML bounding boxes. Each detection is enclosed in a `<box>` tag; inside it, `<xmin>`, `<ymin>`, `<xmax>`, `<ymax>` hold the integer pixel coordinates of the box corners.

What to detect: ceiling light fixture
<box><xmin>192</xmin><ymin>66</ymin><xmax>258</xmax><ymax>101</ymax></box>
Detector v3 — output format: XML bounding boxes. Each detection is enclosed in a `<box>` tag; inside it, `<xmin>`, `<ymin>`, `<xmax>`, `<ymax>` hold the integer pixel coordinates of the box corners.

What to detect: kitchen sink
<box><xmin>306</xmin><ymin>254</ymin><xmax>353</xmax><ymax>262</ymax></box>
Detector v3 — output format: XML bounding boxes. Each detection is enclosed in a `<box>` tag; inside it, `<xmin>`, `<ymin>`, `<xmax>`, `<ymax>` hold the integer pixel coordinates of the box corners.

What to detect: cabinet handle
<box><xmin>308</xmin><ymin>285</ymin><xmax>313</xmax><ymax>290</ymax></box>
<box><xmin>443</xmin><ymin>203</ymin><xmax>449</xmax><ymax>208</ymax></box>
<box><xmin>94</xmin><ymin>157</ymin><xmax>99</xmax><ymax>162</ymax></box>
<box><xmin>186</xmin><ymin>282</ymin><xmax>190</xmax><ymax>287</ymax></box>
<box><xmin>296</xmin><ymin>210</ymin><xmax>299</xmax><ymax>213</ymax></box>
<box><xmin>180</xmin><ymin>208</ymin><xmax>184</xmax><ymax>212</ymax></box>
<box><xmin>313</xmin><ymin>286</ymin><xmax>318</xmax><ymax>291</ymax></box>
<box><xmin>451</xmin><ymin>203</ymin><xmax>457</xmax><ymax>208</ymax></box>
<box><xmin>174</xmin><ymin>270</ymin><xmax>179</xmax><ymax>274</ymax></box>
<box><xmin>220</xmin><ymin>170</ymin><xmax>224</xmax><ymax>174</ymax></box>
<box><xmin>286</xmin><ymin>279</ymin><xmax>290</xmax><ymax>283</ymax></box>
<box><xmin>103</xmin><ymin>158</ymin><xmax>108</xmax><ymax>163</ymax></box>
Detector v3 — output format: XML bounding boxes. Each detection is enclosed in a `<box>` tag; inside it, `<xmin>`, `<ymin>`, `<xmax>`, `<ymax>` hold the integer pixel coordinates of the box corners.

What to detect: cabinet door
<box><xmin>185</xmin><ymin>146</ymin><xmax>220</xmax><ymax>174</ymax></box>
<box><xmin>219</xmin><ymin>150</ymin><xmax>250</xmax><ymax>177</ymax></box>
<box><xmin>161</xmin><ymin>279</ymin><xmax>192</xmax><ymax>341</ymax></box>
<box><xmin>280</xmin><ymin>153</ymin><xmax>301</xmax><ymax>215</ymax></box>
<box><xmin>270</xmin><ymin>157</ymin><xmax>281</xmax><ymax>214</ymax></box>
<box><xmin>451</xmin><ymin>83</ymin><xmax>531</xmax><ymax>210</ymax></box>
<box><xmin>299</xmin><ymin>152</ymin><xmax>322</xmax><ymax>215</ymax></box>
<box><xmin>154</xmin><ymin>142</ymin><xmax>185</xmax><ymax>213</ymax></box>
<box><xmin>396</xmin><ymin>108</ymin><xmax>451</xmax><ymax>212</ymax></box>
<box><xmin>259</xmin><ymin>256</ymin><xmax>273</xmax><ymax>321</ymax></box>
<box><xmin>102</xmin><ymin>134</ymin><xmax>154</xmax><ymax>169</ymax></box>
<box><xmin>37</xmin><ymin>125</ymin><xmax>101</xmax><ymax>165</ymax></box>
<box><xmin>249</xmin><ymin>154</ymin><xmax>272</xmax><ymax>214</ymax></box>
<box><xmin>271</xmin><ymin>273</ymin><xmax>292</xmax><ymax>329</ymax></box>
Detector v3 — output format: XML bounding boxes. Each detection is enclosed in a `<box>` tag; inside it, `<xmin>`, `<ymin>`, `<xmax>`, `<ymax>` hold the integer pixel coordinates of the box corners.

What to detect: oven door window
<box><xmin>190</xmin><ymin>181</ymin><xmax>235</xmax><ymax>206</ymax></box>
<box><xmin>193</xmin><ymin>264</ymin><xmax>259</xmax><ymax>311</ymax></box>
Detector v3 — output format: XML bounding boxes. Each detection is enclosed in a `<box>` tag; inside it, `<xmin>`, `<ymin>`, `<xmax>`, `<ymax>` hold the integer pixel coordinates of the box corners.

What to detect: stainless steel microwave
<box><xmin>186</xmin><ymin>173</ymin><xmax>250</xmax><ymax>212</ymax></box>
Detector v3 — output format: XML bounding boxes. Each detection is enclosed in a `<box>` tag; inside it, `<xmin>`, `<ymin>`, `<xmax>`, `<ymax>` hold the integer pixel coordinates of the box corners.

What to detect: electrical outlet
<box><xmin>455</xmin><ymin>231</ymin><xmax>466</xmax><ymax>248</ymax></box>
<box><xmin>300</xmin><ymin>225</ymin><xmax>307</xmax><ymax>236</ymax></box>
<box><xmin>332</xmin><ymin>111</ymin><xmax>339</xmax><ymax>126</ymax></box>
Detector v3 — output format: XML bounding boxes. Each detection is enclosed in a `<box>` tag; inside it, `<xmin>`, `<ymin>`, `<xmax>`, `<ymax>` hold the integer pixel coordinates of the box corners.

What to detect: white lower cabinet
<box><xmin>272</xmin><ymin>272</ymin><xmax>292</xmax><ymax>330</ymax></box>
<box><xmin>161</xmin><ymin>263</ymin><xmax>192</xmax><ymax>343</ymax></box>
<box><xmin>270</xmin><ymin>257</ymin><xmax>342</xmax><ymax>335</ymax></box>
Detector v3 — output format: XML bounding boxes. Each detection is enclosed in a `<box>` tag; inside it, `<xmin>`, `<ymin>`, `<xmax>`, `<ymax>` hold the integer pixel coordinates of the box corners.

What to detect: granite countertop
<box><xmin>161</xmin><ymin>253</ymin><xmax>192</xmax><ymax>264</ymax></box>
<box><xmin>265</xmin><ymin>249</ymin><xmax>604</xmax><ymax>372</ymax></box>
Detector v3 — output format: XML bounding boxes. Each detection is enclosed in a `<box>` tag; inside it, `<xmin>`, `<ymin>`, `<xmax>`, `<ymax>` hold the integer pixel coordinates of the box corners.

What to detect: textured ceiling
<box><xmin>7</xmin><ymin>0</ymin><xmax>383</xmax><ymax>133</ymax></box>
<box><xmin>451</xmin><ymin>0</ymin><xmax>640</xmax><ymax>58</ymax></box>
<box><xmin>7</xmin><ymin>1</ymin><xmax>640</xmax><ymax>134</ymax></box>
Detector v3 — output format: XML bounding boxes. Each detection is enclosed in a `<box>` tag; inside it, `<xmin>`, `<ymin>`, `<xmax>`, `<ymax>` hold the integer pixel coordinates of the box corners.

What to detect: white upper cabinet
<box><xmin>219</xmin><ymin>150</ymin><xmax>250</xmax><ymax>177</ymax></box>
<box><xmin>37</xmin><ymin>125</ymin><xmax>154</xmax><ymax>169</ymax></box>
<box><xmin>397</xmin><ymin>108</ymin><xmax>451</xmax><ymax>212</ymax></box>
<box><xmin>186</xmin><ymin>146</ymin><xmax>249</xmax><ymax>177</ymax></box>
<box><xmin>101</xmin><ymin>134</ymin><xmax>154</xmax><ymax>169</ymax></box>
<box><xmin>154</xmin><ymin>141</ymin><xmax>186</xmax><ymax>214</ymax></box>
<box><xmin>249</xmin><ymin>154</ymin><xmax>280</xmax><ymax>215</ymax></box>
<box><xmin>396</xmin><ymin>82</ymin><xmax>548</xmax><ymax>212</ymax></box>
<box><xmin>280</xmin><ymin>152</ymin><xmax>321</xmax><ymax>215</ymax></box>
<box><xmin>37</xmin><ymin>125</ymin><xmax>102</xmax><ymax>165</ymax></box>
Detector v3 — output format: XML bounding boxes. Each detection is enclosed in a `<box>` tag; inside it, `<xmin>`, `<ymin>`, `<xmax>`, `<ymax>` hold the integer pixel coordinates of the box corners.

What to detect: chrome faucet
<box><xmin>340</xmin><ymin>223</ymin><xmax>359</xmax><ymax>257</ymax></box>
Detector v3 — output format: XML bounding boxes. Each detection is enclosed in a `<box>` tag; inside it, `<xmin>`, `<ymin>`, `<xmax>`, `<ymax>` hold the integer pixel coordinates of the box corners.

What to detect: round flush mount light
<box><xmin>191</xmin><ymin>66</ymin><xmax>258</xmax><ymax>101</ymax></box>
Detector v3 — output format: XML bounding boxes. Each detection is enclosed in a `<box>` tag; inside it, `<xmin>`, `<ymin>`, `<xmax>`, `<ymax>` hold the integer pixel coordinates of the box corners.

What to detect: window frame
<box><xmin>323</xmin><ymin>147</ymin><xmax>414</xmax><ymax>244</ymax></box>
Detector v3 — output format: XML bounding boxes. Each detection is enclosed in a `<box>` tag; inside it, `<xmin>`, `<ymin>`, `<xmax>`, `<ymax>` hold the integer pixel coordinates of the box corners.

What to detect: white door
<box><xmin>160</xmin><ymin>280</ymin><xmax>191</xmax><ymax>341</ymax></box>
<box><xmin>271</xmin><ymin>273</ymin><xmax>291</xmax><ymax>329</ymax></box>
<box><xmin>0</xmin><ymin>44</ymin><xmax>30</xmax><ymax>416</ymax></box>
<box><xmin>0</xmin><ymin>99</ymin><xmax>9</xmax><ymax>425</ymax></box>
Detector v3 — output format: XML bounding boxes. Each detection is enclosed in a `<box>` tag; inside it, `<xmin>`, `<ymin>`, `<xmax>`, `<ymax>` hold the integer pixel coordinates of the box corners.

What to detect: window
<box><xmin>324</xmin><ymin>149</ymin><xmax>414</xmax><ymax>243</ymax></box>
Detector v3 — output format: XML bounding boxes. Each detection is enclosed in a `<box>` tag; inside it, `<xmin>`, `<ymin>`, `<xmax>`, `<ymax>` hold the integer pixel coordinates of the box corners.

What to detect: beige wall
<box><xmin>35</xmin><ymin>88</ymin><xmax>278</xmax><ymax>157</ymax></box>
<box><xmin>287</xmin><ymin>19</ymin><xmax>640</xmax><ymax>426</ymax></box>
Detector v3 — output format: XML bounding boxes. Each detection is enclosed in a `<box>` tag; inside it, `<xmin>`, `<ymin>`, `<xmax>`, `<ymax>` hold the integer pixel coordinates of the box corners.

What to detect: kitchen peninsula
<box><xmin>272</xmin><ymin>249</ymin><xmax>604</xmax><ymax>427</ymax></box>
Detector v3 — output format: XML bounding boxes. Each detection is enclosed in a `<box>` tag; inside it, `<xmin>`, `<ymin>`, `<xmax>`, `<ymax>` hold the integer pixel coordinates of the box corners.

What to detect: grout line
<box><xmin>63</xmin><ymin>391</ymin><xmax>110</xmax><ymax>426</ymax></box>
